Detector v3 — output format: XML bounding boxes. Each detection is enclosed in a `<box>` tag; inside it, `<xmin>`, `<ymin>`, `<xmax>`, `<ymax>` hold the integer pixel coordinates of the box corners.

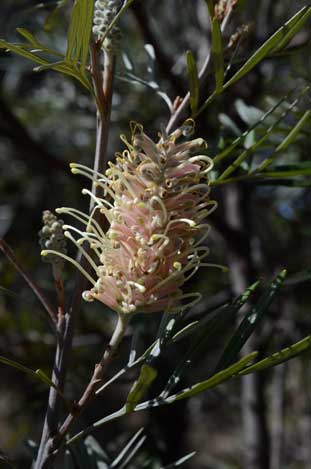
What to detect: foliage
<box><xmin>0</xmin><ymin>1</ymin><xmax>310</xmax><ymax>468</ymax></box>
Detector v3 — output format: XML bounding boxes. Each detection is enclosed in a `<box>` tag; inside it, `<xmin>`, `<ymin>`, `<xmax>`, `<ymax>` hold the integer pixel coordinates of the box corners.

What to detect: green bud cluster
<box><xmin>39</xmin><ymin>211</ymin><xmax>67</xmax><ymax>274</ymax></box>
<box><xmin>93</xmin><ymin>0</ymin><xmax>122</xmax><ymax>52</ymax></box>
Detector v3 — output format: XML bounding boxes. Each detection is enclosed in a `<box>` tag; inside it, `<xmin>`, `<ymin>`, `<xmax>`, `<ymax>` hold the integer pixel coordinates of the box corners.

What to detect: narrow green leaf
<box><xmin>213</xmin><ymin>94</ymin><xmax>288</xmax><ymax>164</ymax></box>
<box><xmin>126</xmin><ymin>364</ymin><xmax>157</xmax><ymax>413</ymax></box>
<box><xmin>0</xmin><ymin>355</ymin><xmax>65</xmax><ymax>398</ymax></box>
<box><xmin>211</xmin><ymin>18</ymin><xmax>224</xmax><ymax>93</ymax></box>
<box><xmin>111</xmin><ymin>428</ymin><xmax>144</xmax><ymax>468</ymax></box>
<box><xmin>68</xmin><ymin>435</ymin><xmax>109</xmax><ymax>469</ymax></box>
<box><xmin>218</xmin><ymin>131</ymin><xmax>272</xmax><ymax>180</ymax></box>
<box><xmin>0</xmin><ymin>354</ymin><xmax>38</xmax><ymax>376</ymax></box>
<box><xmin>276</xmin><ymin>110</ymin><xmax>311</xmax><ymax>152</ymax></box>
<box><xmin>215</xmin><ymin>270</ymin><xmax>287</xmax><ymax>372</ymax></box>
<box><xmin>239</xmin><ymin>335</ymin><xmax>311</xmax><ymax>375</ymax></box>
<box><xmin>272</xmin><ymin>7</ymin><xmax>311</xmax><ymax>52</ymax></box>
<box><xmin>35</xmin><ymin>369</ymin><xmax>57</xmax><ymax>389</ymax></box>
<box><xmin>162</xmin><ymin>451</ymin><xmax>196</xmax><ymax>468</ymax></box>
<box><xmin>65</xmin><ymin>0</ymin><xmax>94</xmax><ymax>73</ymax></box>
<box><xmin>186</xmin><ymin>50</ymin><xmax>200</xmax><ymax>115</ymax></box>
<box><xmin>0</xmin><ymin>40</ymin><xmax>49</xmax><ymax>66</ymax></box>
<box><xmin>223</xmin><ymin>7</ymin><xmax>310</xmax><ymax>90</ymax></box>
<box><xmin>216</xmin><ymin>89</ymin><xmax>308</xmax><ymax>180</ymax></box>
<box><xmin>16</xmin><ymin>28</ymin><xmax>41</xmax><ymax>47</ymax></box>
<box><xmin>65</xmin><ymin>0</ymin><xmax>79</xmax><ymax>62</ymax></box>
<box><xmin>161</xmin><ymin>281</ymin><xmax>260</xmax><ymax>397</ymax></box>
<box><xmin>204</xmin><ymin>0</ymin><xmax>214</xmax><ymax>18</ymax></box>
<box><xmin>0</xmin><ymin>40</ymin><xmax>91</xmax><ymax>90</ymax></box>
<box><xmin>256</xmin><ymin>109</ymin><xmax>311</xmax><ymax>172</ymax></box>
<box><xmin>44</xmin><ymin>0</ymin><xmax>69</xmax><ymax>32</ymax></box>
<box><xmin>169</xmin><ymin>352</ymin><xmax>258</xmax><ymax>402</ymax></box>
<box><xmin>79</xmin><ymin>0</ymin><xmax>94</xmax><ymax>72</ymax></box>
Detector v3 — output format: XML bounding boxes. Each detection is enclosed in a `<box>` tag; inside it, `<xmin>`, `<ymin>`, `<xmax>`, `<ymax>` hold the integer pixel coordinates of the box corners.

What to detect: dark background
<box><xmin>0</xmin><ymin>1</ymin><xmax>310</xmax><ymax>468</ymax></box>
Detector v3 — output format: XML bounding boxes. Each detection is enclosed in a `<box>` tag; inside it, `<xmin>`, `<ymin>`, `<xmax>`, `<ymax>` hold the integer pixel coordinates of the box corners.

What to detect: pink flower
<box><xmin>42</xmin><ymin>122</ymin><xmax>217</xmax><ymax>315</ymax></box>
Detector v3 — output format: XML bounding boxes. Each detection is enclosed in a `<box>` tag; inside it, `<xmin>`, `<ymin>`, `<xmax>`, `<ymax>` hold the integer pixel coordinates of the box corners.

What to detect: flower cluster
<box><xmin>39</xmin><ymin>210</ymin><xmax>67</xmax><ymax>278</ymax></box>
<box><xmin>42</xmin><ymin>123</ymin><xmax>217</xmax><ymax>315</ymax></box>
<box><xmin>93</xmin><ymin>0</ymin><xmax>122</xmax><ymax>52</ymax></box>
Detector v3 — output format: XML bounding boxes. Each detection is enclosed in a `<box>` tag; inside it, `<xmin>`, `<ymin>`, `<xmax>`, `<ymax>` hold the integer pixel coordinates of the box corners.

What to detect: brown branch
<box><xmin>0</xmin><ymin>239</ymin><xmax>58</xmax><ymax>332</ymax></box>
<box><xmin>47</xmin><ymin>314</ymin><xmax>130</xmax><ymax>461</ymax></box>
<box><xmin>166</xmin><ymin>0</ymin><xmax>236</xmax><ymax>134</ymax></box>
<box><xmin>34</xmin><ymin>42</ymin><xmax>117</xmax><ymax>469</ymax></box>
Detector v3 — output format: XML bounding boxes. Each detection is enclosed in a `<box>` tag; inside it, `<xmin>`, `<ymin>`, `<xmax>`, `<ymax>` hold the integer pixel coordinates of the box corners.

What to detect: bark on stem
<box><xmin>50</xmin><ymin>314</ymin><xmax>130</xmax><ymax>452</ymax></box>
<box><xmin>35</xmin><ymin>46</ymin><xmax>116</xmax><ymax>469</ymax></box>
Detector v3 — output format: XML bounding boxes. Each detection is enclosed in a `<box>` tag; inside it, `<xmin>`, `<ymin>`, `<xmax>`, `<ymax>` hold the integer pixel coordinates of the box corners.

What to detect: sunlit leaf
<box><xmin>239</xmin><ymin>335</ymin><xmax>311</xmax><ymax>375</ymax></box>
<box><xmin>167</xmin><ymin>352</ymin><xmax>258</xmax><ymax>402</ymax></box>
<box><xmin>0</xmin><ymin>355</ymin><xmax>65</xmax><ymax>398</ymax></box>
<box><xmin>126</xmin><ymin>364</ymin><xmax>157</xmax><ymax>413</ymax></box>
<box><xmin>65</xmin><ymin>0</ymin><xmax>94</xmax><ymax>73</ymax></box>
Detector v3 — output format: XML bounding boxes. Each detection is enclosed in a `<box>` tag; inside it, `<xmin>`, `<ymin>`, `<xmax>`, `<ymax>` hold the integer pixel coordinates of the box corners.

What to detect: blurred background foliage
<box><xmin>0</xmin><ymin>0</ymin><xmax>310</xmax><ymax>468</ymax></box>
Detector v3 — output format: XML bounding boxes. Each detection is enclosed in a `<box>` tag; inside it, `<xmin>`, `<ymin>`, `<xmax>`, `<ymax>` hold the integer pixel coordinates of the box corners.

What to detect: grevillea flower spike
<box><xmin>41</xmin><ymin>121</ymin><xmax>221</xmax><ymax>316</ymax></box>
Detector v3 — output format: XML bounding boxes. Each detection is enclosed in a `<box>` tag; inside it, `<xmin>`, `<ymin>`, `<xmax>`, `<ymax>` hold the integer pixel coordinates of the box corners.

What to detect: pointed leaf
<box><xmin>272</xmin><ymin>7</ymin><xmax>311</xmax><ymax>52</ymax></box>
<box><xmin>213</xmin><ymin>94</ymin><xmax>288</xmax><ymax>164</ymax></box>
<box><xmin>217</xmin><ymin>88</ymin><xmax>308</xmax><ymax>179</ymax></box>
<box><xmin>239</xmin><ymin>335</ymin><xmax>311</xmax><ymax>375</ymax></box>
<box><xmin>44</xmin><ymin>0</ymin><xmax>69</xmax><ymax>32</ymax></box>
<box><xmin>223</xmin><ymin>7</ymin><xmax>311</xmax><ymax>90</ymax></box>
<box><xmin>211</xmin><ymin>18</ymin><xmax>224</xmax><ymax>93</ymax></box>
<box><xmin>0</xmin><ymin>40</ymin><xmax>49</xmax><ymax>66</ymax></box>
<box><xmin>0</xmin><ymin>355</ymin><xmax>65</xmax><ymax>398</ymax></box>
<box><xmin>168</xmin><ymin>352</ymin><xmax>258</xmax><ymax>402</ymax></box>
<box><xmin>162</xmin><ymin>451</ymin><xmax>196</xmax><ymax>468</ymax></box>
<box><xmin>186</xmin><ymin>50</ymin><xmax>199</xmax><ymax>114</ymax></box>
<box><xmin>275</xmin><ymin>110</ymin><xmax>311</xmax><ymax>152</ymax></box>
<box><xmin>215</xmin><ymin>270</ymin><xmax>287</xmax><ymax>372</ymax></box>
<box><xmin>16</xmin><ymin>28</ymin><xmax>41</xmax><ymax>47</ymax></box>
<box><xmin>126</xmin><ymin>364</ymin><xmax>157</xmax><ymax>413</ymax></box>
<box><xmin>161</xmin><ymin>281</ymin><xmax>260</xmax><ymax>397</ymax></box>
<box><xmin>111</xmin><ymin>428</ymin><xmax>145</xmax><ymax>467</ymax></box>
<box><xmin>204</xmin><ymin>0</ymin><xmax>214</xmax><ymax>18</ymax></box>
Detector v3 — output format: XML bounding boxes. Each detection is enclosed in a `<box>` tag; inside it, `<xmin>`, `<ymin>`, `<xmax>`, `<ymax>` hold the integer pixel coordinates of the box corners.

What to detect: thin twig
<box><xmin>0</xmin><ymin>239</ymin><xmax>58</xmax><ymax>331</ymax></box>
<box><xmin>47</xmin><ymin>314</ymin><xmax>130</xmax><ymax>457</ymax></box>
<box><xmin>166</xmin><ymin>0</ymin><xmax>236</xmax><ymax>134</ymax></box>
